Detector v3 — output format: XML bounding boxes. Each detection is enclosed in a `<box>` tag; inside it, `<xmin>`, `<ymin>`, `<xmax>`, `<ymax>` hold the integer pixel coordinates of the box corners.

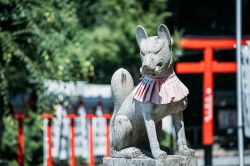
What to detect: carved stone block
<box><xmin>103</xmin><ymin>155</ymin><xmax>197</xmax><ymax>166</ymax></box>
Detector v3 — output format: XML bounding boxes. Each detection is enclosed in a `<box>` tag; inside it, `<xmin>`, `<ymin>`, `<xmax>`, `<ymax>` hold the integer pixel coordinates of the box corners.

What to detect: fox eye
<box><xmin>155</xmin><ymin>49</ymin><xmax>161</xmax><ymax>54</ymax></box>
<box><xmin>140</xmin><ymin>50</ymin><xmax>145</xmax><ymax>56</ymax></box>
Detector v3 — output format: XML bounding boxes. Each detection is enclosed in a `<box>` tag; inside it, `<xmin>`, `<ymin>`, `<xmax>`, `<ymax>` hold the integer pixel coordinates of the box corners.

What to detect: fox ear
<box><xmin>136</xmin><ymin>25</ymin><xmax>148</xmax><ymax>46</ymax></box>
<box><xmin>157</xmin><ymin>24</ymin><xmax>171</xmax><ymax>47</ymax></box>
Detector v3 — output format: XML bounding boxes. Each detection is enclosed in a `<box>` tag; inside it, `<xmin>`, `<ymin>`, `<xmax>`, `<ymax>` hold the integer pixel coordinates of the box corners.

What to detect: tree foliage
<box><xmin>0</xmin><ymin>0</ymin><xmax>171</xmax><ymax>110</ymax></box>
<box><xmin>0</xmin><ymin>0</ymin><xmax>171</xmax><ymax>164</ymax></box>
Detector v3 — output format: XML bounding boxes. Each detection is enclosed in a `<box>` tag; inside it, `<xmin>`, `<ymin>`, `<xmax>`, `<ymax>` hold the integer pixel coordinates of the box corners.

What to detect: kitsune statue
<box><xmin>110</xmin><ymin>24</ymin><xmax>194</xmax><ymax>159</ymax></box>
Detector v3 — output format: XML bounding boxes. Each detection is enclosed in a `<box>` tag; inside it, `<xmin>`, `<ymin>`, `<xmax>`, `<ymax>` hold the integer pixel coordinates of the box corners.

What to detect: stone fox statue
<box><xmin>110</xmin><ymin>24</ymin><xmax>194</xmax><ymax>159</ymax></box>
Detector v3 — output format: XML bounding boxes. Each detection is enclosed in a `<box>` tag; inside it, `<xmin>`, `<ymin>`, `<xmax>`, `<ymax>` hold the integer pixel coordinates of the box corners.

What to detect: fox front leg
<box><xmin>172</xmin><ymin>111</ymin><xmax>195</xmax><ymax>157</ymax></box>
<box><xmin>142</xmin><ymin>110</ymin><xmax>167</xmax><ymax>159</ymax></box>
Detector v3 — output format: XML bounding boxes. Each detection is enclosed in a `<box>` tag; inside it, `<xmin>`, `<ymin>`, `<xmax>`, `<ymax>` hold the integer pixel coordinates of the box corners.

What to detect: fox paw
<box><xmin>178</xmin><ymin>145</ymin><xmax>195</xmax><ymax>157</ymax></box>
<box><xmin>127</xmin><ymin>147</ymin><xmax>142</xmax><ymax>158</ymax></box>
<box><xmin>152</xmin><ymin>149</ymin><xmax>168</xmax><ymax>159</ymax></box>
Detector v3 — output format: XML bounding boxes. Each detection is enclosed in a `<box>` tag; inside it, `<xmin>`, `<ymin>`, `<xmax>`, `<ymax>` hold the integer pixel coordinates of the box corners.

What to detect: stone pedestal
<box><xmin>103</xmin><ymin>155</ymin><xmax>197</xmax><ymax>166</ymax></box>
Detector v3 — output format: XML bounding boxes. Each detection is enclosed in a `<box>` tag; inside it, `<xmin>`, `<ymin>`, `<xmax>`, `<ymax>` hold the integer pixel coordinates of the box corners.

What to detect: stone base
<box><xmin>103</xmin><ymin>155</ymin><xmax>197</xmax><ymax>166</ymax></box>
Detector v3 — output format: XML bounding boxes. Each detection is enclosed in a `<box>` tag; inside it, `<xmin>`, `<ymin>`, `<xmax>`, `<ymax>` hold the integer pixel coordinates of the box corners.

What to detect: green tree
<box><xmin>0</xmin><ymin>0</ymin><xmax>171</xmax><ymax>164</ymax></box>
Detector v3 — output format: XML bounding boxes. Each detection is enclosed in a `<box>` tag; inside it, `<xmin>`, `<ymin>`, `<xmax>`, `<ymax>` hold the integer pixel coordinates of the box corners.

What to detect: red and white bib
<box><xmin>133</xmin><ymin>73</ymin><xmax>189</xmax><ymax>104</ymax></box>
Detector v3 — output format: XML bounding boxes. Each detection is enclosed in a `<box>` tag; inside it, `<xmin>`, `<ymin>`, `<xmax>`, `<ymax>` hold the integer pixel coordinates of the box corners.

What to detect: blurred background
<box><xmin>0</xmin><ymin>0</ymin><xmax>250</xmax><ymax>165</ymax></box>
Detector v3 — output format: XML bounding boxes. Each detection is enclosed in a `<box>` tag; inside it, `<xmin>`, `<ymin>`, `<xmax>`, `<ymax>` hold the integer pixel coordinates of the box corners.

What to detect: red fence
<box><xmin>14</xmin><ymin>111</ymin><xmax>112</xmax><ymax>166</ymax></box>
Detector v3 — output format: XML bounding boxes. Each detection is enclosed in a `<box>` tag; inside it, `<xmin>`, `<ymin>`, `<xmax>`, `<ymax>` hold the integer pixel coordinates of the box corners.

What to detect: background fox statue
<box><xmin>110</xmin><ymin>24</ymin><xmax>194</xmax><ymax>159</ymax></box>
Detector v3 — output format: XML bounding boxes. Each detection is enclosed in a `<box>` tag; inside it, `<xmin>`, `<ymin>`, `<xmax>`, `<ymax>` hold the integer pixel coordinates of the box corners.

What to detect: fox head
<box><xmin>136</xmin><ymin>24</ymin><xmax>173</xmax><ymax>78</ymax></box>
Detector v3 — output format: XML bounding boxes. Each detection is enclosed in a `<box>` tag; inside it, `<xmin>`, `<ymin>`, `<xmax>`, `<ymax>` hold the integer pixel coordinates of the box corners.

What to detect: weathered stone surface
<box><xmin>103</xmin><ymin>155</ymin><xmax>197</xmax><ymax>166</ymax></box>
<box><xmin>109</xmin><ymin>24</ymin><xmax>194</xmax><ymax>159</ymax></box>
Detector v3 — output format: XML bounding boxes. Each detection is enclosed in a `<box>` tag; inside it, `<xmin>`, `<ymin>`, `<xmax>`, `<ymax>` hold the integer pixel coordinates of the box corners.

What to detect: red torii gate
<box><xmin>176</xmin><ymin>37</ymin><xmax>249</xmax><ymax>165</ymax></box>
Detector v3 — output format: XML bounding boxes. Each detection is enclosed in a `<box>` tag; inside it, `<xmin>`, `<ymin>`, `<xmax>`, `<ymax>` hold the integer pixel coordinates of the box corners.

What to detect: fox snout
<box><xmin>142</xmin><ymin>64</ymin><xmax>154</xmax><ymax>72</ymax></box>
<box><xmin>142</xmin><ymin>61</ymin><xmax>163</xmax><ymax>70</ymax></box>
<box><xmin>142</xmin><ymin>58</ymin><xmax>164</xmax><ymax>74</ymax></box>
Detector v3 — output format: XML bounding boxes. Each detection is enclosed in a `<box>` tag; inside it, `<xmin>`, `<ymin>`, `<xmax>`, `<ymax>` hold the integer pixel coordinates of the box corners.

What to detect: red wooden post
<box><xmin>40</xmin><ymin>113</ymin><xmax>54</xmax><ymax>166</ymax></box>
<box><xmin>14</xmin><ymin>114</ymin><xmax>25</xmax><ymax>166</ymax></box>
<box><xmin>86</xmin><ymin>114</ymin><xmax>96</xmax><ymax>166</ymax></box>
<box><xmin>176</xmin><ymin>37</ymin><xmax>249</xmax><ymax>165</ymax></box>
<box><xmin>66</xmin><ymin>114</ymin><xmax>77</xmax><ymax>166</ymax></box>
<box><xmin>102</xmin><ymin>114</ymin><xmax>112</xmax><ymax>157</ymax></box>
<box><xmin>203</xmin><ymin>47</ymin><xmax>214</xmax><ymax>145</ymax></box>
<box><xmin>47</xmin><ymin>119</ymin><xmax>53</xmax><ymax>166</ymax></box>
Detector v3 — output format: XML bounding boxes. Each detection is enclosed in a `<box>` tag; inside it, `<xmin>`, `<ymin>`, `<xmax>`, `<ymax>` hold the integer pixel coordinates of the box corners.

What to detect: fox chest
<box><xmin>134</xmin><ymin>98</ymin><xmax>187</xmax><ymax>120</ymax></box>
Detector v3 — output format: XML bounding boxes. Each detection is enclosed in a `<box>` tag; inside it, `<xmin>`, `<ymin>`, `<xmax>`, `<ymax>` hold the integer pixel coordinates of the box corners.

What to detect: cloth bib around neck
<box><xmin>133</xmin><ymin>73</ymin><xmax>189</xmax><ymax>104</ymax></box>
